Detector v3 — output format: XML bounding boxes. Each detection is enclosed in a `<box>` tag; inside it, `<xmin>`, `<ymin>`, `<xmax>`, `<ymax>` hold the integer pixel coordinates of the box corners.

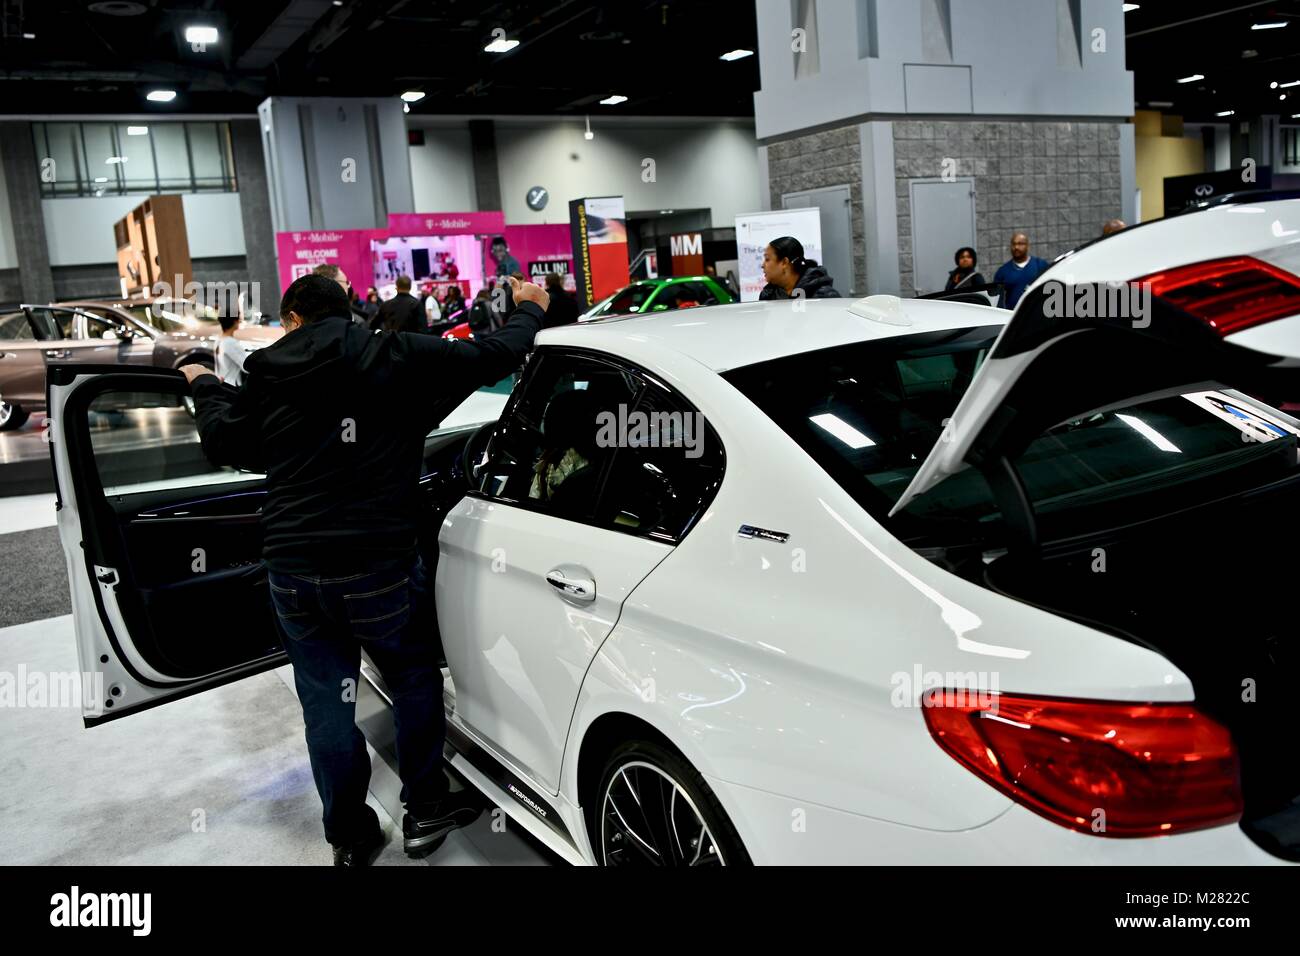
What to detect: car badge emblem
<box><xmin>738</xmin><ymin>524</ymin><xmax>789</xmax><ymax>543</ymax></box>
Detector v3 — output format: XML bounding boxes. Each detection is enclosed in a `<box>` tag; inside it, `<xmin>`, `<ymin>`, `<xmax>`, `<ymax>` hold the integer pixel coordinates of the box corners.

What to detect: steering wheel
<box><xmin>459</xmin><ymin>421</ymin><xmax>495</xmax><ymax>488</ymax></box>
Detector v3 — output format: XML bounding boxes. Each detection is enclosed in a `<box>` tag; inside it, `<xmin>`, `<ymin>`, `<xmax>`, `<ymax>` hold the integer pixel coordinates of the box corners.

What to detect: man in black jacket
<box><xmin>179</xmin><ymin>272</ymin><xmax>546</xmax><ymax>865</ymax></box>
<box><xmin>371</xmin><ymin>274</ymin><xmax>424</xmax><ymax>333</ymax></box>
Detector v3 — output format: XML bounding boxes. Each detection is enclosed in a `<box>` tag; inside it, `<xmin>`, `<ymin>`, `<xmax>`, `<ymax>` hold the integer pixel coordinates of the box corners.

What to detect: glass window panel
<box><xmin>187</xmin><ymin>122</ymin><xmax>224</xmax><ymax>189</ymax></box>
<box><xmin>152</xmin><ymin>123</ymin><xmax>191</xmax><ymax>191</ymax></box>
<box><xmin>115</xmin><ymin>124</ymin><xmax>157</xmax><ymax>192</ymax></box>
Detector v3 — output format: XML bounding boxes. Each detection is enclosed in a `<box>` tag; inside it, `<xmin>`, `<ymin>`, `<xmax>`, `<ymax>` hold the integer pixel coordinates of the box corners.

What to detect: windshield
<box><xmin>724</xmin><ymin>328</ymin><xmax>1300</xmax><ymax>544</ymax></box>
<box><xmin>599</xmin><ymin>284</ymin><xmax>657</xmax><ymax>316</ymax></box>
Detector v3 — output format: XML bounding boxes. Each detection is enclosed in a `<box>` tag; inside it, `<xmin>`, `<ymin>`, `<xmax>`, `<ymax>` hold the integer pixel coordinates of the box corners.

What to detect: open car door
<box><xmin>892</xmin><ymin>194</ymin><xmax>1300</xmax><ymax>524</ymax></box>
<box><xmin>48</xmin><ymin>364</ymin><xmax>282</xmax><ymax>726</ymax></box>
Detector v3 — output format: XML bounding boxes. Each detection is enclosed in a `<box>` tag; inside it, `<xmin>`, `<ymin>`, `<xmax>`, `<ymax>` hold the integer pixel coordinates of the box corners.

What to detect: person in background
<box><xmin>488</xmin><ymin>236</ymin><xmax>521</xmax><ymax>278</ymax></box>
<box><xmin>1101</xmin><ymin>218</ymin><xmax>1127</xmax><ymax>237</ymax></box>
<box><xmin>758</xmin><ymin>236</ymin><xmax>841</xmax><ymax>300</ymax></box>
<box><xmin>542</xmin><ymin>272</ymin><xmax>579</xmax><ymax>327</ymax></box>
<box><xmin>422</xmin><ymin>283</ymin><xmax>442</xmax><ymax>331</ymax></box>
<box><xmin>992</xmin><ymin>232</ymin><xmax>1050</xmax><ymax>310</ymax></box>
<box><xmin>442</xmin><ymin>285</ymin><xmax>468</xmax><ymax>324</ymax></box>
<box><xmin>944</xmin><ymin>247</ymin><xmax>985</xmax><ymax>292</ymax></box>
<box><xmin>467</xmin><ymin>288</ymin><xmax>493</xmax><ymax>335</ymax></box>
<box><xmin>179</xmin><ymin>274</ymin><xmax>547</xmax><ymax>866</ymax></box>
<box><xmin>363</xmin><ymin>288</ymin><xmax>381</xmax><ymax>323</ymax></box>
<box><xmin>313</xmin><ymin>264</ymin><xmax>369</xmax><ymax>326</ymax></box>
<box><xmin>216</xmin><ymin>308</ymin><xmax>251</xmax><ymax>387</ymax></box>
<box><xmin>373</xmin><ymin>275</ymin><xmax>424</xmax><ymax>334</ymax></box>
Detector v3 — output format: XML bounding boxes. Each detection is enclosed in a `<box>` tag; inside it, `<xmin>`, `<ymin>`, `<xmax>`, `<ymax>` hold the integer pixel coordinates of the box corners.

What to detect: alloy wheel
<box><xmin>599</xmin><ymin>760</ymin><xmax>724</xmax><ymax>866</ymax></box>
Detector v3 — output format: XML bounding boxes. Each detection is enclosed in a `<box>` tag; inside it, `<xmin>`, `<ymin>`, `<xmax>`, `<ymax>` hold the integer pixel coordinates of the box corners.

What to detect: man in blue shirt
<box><xmin>992</xmin><ymin>232</ymin><xmax>1050</xmax><ymax>310</ymax></box>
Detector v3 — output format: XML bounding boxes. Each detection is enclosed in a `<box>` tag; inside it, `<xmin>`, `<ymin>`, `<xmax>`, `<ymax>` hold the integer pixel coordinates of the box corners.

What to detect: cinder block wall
<box><xmin>893</xmin><ymin>120</ymin><xmax>1123</xmax><ymax>296</ymax></box>
<box><xmin>763</xmin><ymin>118</ymin><xmax>1125</xmax><ymax>299</ymax></box>
<box><xmin>765</xmin><ymin>126</ymin><xmax>867</xmax><ymax>295</ymax></box>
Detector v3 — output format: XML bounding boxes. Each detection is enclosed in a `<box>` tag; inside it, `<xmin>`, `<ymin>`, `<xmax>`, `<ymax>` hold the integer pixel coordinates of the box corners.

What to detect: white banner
<box><xmin>734</xmin><ymin>208</ymin><xmax>824</xmax><ymax>302</ymax></box>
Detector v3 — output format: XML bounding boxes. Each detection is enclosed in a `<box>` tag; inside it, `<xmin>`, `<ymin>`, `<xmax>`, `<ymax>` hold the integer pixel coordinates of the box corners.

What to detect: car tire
<box><xmin>593</xmin><ymin>739</ymin><xmax>751</xmax><ymax>866</ymax></box>
<box><xmin>0</xmin><ymin>400</ymin><xmax>30</xmax><ymax>431</ymax></box>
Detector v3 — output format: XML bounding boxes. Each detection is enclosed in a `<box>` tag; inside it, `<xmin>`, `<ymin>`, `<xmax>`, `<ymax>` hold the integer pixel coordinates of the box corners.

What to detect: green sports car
<box><xmin>580</xmin><ymin>275</ymin><xmax>735</xmax><ymax>321</ymax></box>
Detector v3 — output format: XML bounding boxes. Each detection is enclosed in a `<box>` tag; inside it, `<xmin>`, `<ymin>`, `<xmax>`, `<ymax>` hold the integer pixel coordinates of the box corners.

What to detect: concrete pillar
<box><xmin>229</xmin><ymin>119</ymin><xmax>280</xmax><ymax>312</ymax></box>
<box><xmin>0</xmin><ymin>122</ymin><xmax>56</xmax><ymax>305</ymax></box>
<box><xmin>468</xmin><ymin>120</ymin><xmax>502</xmax><ymax>212</ymax></box>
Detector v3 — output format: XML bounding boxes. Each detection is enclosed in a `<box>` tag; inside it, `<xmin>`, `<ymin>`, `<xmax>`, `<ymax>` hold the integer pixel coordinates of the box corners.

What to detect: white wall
<box><xmin>0</xmin><ymin>159</ymin><xmax>16</xmax><ymax>269</ymax></box>
<box><xmin>41</xmin><ymin>192</ymin><xmax>245</xmax><ymax>266</ymax></box>
<box><xmin>494</xmin><ymin>120</ymin><xmax>760</xmax><ymax>227</ymax></box>
<box><xmin>408</xmin><ymin>127</ymin><xmax>477</xmax><ymax>211</ymax></box>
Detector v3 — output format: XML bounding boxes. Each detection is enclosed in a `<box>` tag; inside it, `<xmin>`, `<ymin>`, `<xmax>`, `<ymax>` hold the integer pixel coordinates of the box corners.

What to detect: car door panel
<box><xmin>437</xmin><ymin>498</ymin><xmax>672</xmax><ymax>793</ymax></box>
<box><xmin>49</xmin><ymin>364</ymin><xmax>281</xmax><ymax>724</ymax></box>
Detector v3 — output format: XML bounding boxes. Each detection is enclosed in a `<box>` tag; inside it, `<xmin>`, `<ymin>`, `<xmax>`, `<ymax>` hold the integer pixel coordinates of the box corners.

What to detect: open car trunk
<box><xmin>891</xmin><ymin>250</ymin><xmax>1300</xmax><ymax>858</ymax></box>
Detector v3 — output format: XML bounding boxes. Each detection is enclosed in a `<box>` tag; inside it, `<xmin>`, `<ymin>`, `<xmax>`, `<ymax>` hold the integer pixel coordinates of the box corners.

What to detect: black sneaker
<box><xmin>332</xmin><ymin>821</ymin><xmax>386</xmax><ymax>867</ymax></box>
<box><xmin>402</xmin><ymin>788</ymin><xmax>483</xmax><ymax>858</ymax></box>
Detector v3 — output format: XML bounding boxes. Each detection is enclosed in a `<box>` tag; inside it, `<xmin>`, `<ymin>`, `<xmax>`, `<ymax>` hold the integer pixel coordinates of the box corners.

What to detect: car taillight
<box><xmin>1140</xmin><ymin>256</ymin><xmax>1300</xmax><ymax>336</ymax></box>
<box><xmin>922</xmin><ymin>689</ymin><xmax>1242</xmax><ymax>837</ymax></box>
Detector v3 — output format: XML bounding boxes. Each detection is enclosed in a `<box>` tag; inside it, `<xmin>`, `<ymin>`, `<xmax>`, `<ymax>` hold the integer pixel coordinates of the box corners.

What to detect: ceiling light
<box><xmin>1282</xmin><ymin>94</ymin><xmax>1289</xmax><ymax>100</ymax></box>
<box><xmin>584</xmin><ymin>115</ymin><xmax>594</xmax><ymax>140</ymax></box>
<box><xmin>146</xmin><ymin>89</ymin><xmax>177</xmax><ymax>102</ymax></box>
<box><xmin>94</xmin><ymin>177</ymin><xmax>108</xmax><ymax>183</ymax></box>
<box><xmin>599</xmin><ymin>94</ymin><xmax>627</xmax><ymax>105</ymax></box>
<box><xmin>1281</xmin><ymin>80</ymin><xmax>1300</xmax><ymax>88</ymax></box>
<box><xmin>184</xmin><ymin>25</ymin><xmax>218</xmax><ymax>45</ymax></box>
<box><xmin>1177</xmin><ymin>74</ymin><xmax>1204</xmax><ymax>84</ymax></box>
<box><xmin>1148</xmin><ymin>100</ymin><xmax>1173</xmax><ymax>107</ymax></box>
<box><xmin>1123</xmin><ymin>3</ymin><xmax>1140</xmax><ymax>11</ymax></box>
<box><xmin>126</xmin><ymin>125</ymin><xmax>148</xmax><ymax>135</ymax></box>
<box><xmin>105</xmin><ymin>156</ymin><xmax>127</xmax><ymax>164</ymax></box>
<box><xmin>1271</xmin><ymin>81</ymin><xmax>1279</xmax><ymax>88</ymax></box>
<box><xmin>1251</xmin><ymin>21</ymin><xmax>1288</xmax><ymax>29</ymax></box>
<box><xmin>22</xmin><ymin>32</ymin><xmax>35</xmax><ymax>39</ymax></box>
<box><xmin>720</xmin><ymin>48</ymin><xmax>754</xmax><ymax>61</ymax></box>
<box><xmin>1216</xmin><ymin>109</ymin><xmax>1235</xmax><ymax>117</ymax></box>
<box><xmin>403</xmin><ymin>103</ymin><xmax>410</xmax><ymax>114</ymax></box>
<box><xmin>400</xmin><ymin>90</ymin><xmax>425</xmax><ymax>103</ymax></box>
<box><xmin>484</xmin><ymin>36</ymin><xmax>519</xmax><ymax>53</ymax></box>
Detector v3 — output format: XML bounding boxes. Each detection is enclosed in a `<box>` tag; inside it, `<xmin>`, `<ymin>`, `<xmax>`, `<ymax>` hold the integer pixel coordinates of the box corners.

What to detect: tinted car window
<box><xmin>726</xmin><ymin>327</ymin><xmax>1300</xmax><ymax>544</ymax></box>
<box><xmin>0</xmin><ymin>312</ymin><xmax>34</xmax><ymax>340</ymax></box>
<box><xmin>653</xmin><ymin>282</ymin><xmax>718</xmax><ymax>311</ymax></box>
<box><xmin>594</xmin><ymin>379</ymin><xmax>724</xmax><ymax>542</ymax></box>
<box><xmin>474</xmin><ymin>352</ymin><xmax>641</xmax><ymax>522</ymax></box>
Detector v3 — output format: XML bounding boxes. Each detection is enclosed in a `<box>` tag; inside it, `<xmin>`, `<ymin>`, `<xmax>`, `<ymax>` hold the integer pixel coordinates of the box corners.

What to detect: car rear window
<box><xmin>604</xmin><ymin>284</ymin><xmax>656</xmax><ymax>315</ymax></box>
<box><xmin>724</xmin><ymin>328</ymin><xmax>1300</xmax><ymax>544</ymax></box>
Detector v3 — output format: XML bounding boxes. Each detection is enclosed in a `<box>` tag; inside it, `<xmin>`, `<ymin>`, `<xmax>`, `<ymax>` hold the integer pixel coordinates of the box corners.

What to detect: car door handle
<box><xmin>45</xmin><ymin>349</ymin><xmax>71</xmax><ymax>359</ymax></box>
<box><xmin>545</xmin><ymin>568</ymin><xmax>596</xmax><ymax>603</ymax></box>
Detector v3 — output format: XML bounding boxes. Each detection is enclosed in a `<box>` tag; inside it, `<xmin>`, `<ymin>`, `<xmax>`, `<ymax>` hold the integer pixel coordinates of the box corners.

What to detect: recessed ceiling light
<box><xmin>184</xmin><ymin>25</ymin><xmax>218</xmax><ymax>45</ymax></box>
<box><xmin>1271</xmin><ymin>81</ymin><xmax>1279</xmax><ymax>88</ymax></box>
<box><xmin>22</xmin><ymin>32</ymin><xmax>35</xmax><ymax>39</ymax></box>
<box><xmin>1251</xmin><ymin>21</ymin><xmax>1288</xmax><ymax>29</ymax></box>
<box><xmin>1216</xmin><ymin>109</ymin><xmax>1235</xmax><ymax>117</ymax></box>
<box><xmin>1122</xmin><ymin>3</ymin><xmax>1140</xmax><ymax>11</ymax></box>
<box><xmin>484</xmin><ymin>36</ymin><xmax>519</xmax><ymax>53</ymax></box>
<box><xmin>400</xmin><ymin>90</ymin><xmax>426</xmax><ymax>102</ymax></box>
<box><xmin>105</xmin><ymin>156</ymin><xmax>128</xmax><ymax>164</ymax></box>
<box><xmin>126</xmin><ymin>126</ymin><xmax>148</xmax><ymax>135</ymax></box>
<box><xmin>1177</xmin><ymin>74</ymin><xmax>1204</xmax><ymax>84</ymax></box>
<box><xmin>94</xmin><ymin>177</ymin><xmax>109</xmax><ymax>183</ymax></box>
<box><xmin>720</xmin><ymin>48</ymin><xmax>754</xmax><ymax>61</ymax></box>
<box><xmin>599</xmin><ymin>94</ymin><xmax>628</xmax><ymax>105</ymax></box>
<box><xmin>146</xmin><ymin>89</ymin><xmax>177</xmax><ymax>102</ymax></box>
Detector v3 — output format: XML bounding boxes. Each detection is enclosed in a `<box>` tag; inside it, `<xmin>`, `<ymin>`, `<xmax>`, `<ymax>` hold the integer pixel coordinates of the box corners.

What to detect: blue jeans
<box><xmin>267</xmin><ymin>556</ymin><xmax>446</xmax><ymax>846</ymax></box>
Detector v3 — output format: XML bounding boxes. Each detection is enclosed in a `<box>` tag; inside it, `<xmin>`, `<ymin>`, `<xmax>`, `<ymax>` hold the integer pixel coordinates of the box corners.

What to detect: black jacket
<box><xmin>190</xmin><ymin>302</ymin><xmax>544</xmax><ymax>575</ymax></box>
<box><xmin>758</xmin><ymin>264</ymin><xmax>841</xmax><ymax>300</ymax></box>
<box><xmin>543</xmin><ymin>290</ymin><xmax>580</xmax><ymax>328</ymax></box>
<box><xmin>944</xmin><ymin>269</ymin><xmax>986</xmax><ymax>292</ymax></box>
<box><xmin>372</xmin><ymin>291</ymin><xmax>424</xmax><ymax>333</ymax></box>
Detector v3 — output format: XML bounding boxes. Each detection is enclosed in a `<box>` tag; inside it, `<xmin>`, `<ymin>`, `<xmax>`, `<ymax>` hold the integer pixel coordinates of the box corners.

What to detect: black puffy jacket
<box><xmin>190</xmin><ymin>303</ymin><xmax>542</xmax><ymax>574</ymax></box>
<box><xmin>759</xmin><ymin>264</ymin><xmax>841</xmax><ymax>300</ymax></box>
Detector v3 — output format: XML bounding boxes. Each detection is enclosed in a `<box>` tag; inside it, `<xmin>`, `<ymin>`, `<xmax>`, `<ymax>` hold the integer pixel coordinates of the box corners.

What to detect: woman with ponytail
<box><xmin>759</xmin><ymin>236</ymin><xmax>841</xmax><ymax>301</ymax></box>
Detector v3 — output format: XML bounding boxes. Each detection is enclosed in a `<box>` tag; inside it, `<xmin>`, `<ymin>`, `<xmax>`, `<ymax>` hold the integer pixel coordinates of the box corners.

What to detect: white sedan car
<box><xmin>51</xmin><ymin>196</ymin><xmax>1300</xmax><ymax>865</ymax></box>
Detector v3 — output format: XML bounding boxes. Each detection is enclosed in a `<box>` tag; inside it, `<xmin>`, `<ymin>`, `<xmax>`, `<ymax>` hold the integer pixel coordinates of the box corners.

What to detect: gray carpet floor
<box><xmin>0</xmin><ymin>526</ymin><xmax>71</xmax><ymax>628</ymax></box>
